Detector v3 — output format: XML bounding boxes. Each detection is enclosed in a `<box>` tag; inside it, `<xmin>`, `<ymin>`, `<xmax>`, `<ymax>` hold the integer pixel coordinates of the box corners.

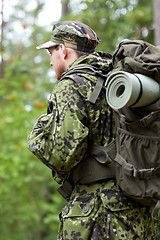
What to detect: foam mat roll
<box><xmin>105</xmin><ymin>71</ymin><xmax>160</xmax><ymax>109</ymax></box>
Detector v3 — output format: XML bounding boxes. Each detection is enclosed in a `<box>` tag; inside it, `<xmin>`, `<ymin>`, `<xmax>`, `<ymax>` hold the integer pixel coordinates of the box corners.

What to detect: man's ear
<box><xmin>59</xmin><ymin>44</ymin><xmax>68</xmax><ymax>59</ymax></box>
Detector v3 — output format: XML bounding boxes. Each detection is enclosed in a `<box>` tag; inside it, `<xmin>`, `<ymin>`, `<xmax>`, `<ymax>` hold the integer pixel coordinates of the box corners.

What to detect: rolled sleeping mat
<box><xmin>105</xmin><ymin>71</ymin><xmax>160</xmax><ymax>109</ymax></box>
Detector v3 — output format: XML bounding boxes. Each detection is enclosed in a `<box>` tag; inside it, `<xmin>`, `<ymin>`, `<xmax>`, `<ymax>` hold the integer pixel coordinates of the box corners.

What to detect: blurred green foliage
<box><xmin>0</xmin><ymin>70</ymin><xmax>66</xmax><ymax>239</ymax></box>
<box><xmin>0</xmin><ymin>0</ymin><xmax>158</xmax><ymax>239</ymax></box>
<box><xmin>0</xmin><ymin>1</ymin><xmax>66</xmax><ymax>239</ymax></box>
<box><xmin>63</xmin><ymin>0</ymin><xmax>154</xmax><ymax>53</ymax></box>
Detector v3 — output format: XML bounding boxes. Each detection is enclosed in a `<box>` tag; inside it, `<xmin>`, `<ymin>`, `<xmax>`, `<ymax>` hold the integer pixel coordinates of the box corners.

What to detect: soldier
<box><xmin>28</xmin><ymin>21</ymin><xmax>157</xmax><ymax>239</ymax></box>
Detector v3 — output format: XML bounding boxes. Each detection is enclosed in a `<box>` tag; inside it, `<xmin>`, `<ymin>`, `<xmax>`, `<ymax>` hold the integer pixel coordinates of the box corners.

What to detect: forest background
<box><xmin>0</xmin><ymin>0</ymin><xmax>160</xmax><ymax>239</ymax></box>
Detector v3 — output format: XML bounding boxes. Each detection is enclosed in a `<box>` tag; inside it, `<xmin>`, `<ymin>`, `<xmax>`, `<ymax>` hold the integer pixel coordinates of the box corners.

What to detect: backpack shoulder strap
<box><xmin>60</xmin><ymin>64</ymin><xmax>107</xmax><ymax>104</ymax></box>
<box><xmin>89</xmin><ymin>76</ymin><xmax>105</xmax><ymax>103</ymax></box>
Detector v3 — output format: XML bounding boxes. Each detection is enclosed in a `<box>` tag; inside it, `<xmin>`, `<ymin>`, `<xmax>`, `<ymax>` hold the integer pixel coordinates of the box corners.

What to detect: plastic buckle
<box><xmin>137</xmin><ymin>168</ymin><xmax>155</xmax><ymax>179</ymax></box>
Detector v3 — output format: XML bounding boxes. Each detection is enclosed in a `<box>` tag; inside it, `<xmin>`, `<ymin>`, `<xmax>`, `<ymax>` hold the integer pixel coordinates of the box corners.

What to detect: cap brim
<box><xmin>36</xmin><ymin>41</ymin><xmax>58</xmax><ymax>50</ymax></box>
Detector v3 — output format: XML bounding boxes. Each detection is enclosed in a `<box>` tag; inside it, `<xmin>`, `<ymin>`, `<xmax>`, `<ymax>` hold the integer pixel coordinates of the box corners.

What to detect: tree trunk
<box><xmin>0</xmin><ymin>0</ymin><xmax>4</xmax><ymax>78</ymax></box>
<box><xmin>61</xmin><ymin>0</ymin><xmax>69</xmax><ymax>18</ymax></box>
<box><xmin>153</xmin><ymin>0</ymin><xmax>160</xmax><ymax>45</ymax></box>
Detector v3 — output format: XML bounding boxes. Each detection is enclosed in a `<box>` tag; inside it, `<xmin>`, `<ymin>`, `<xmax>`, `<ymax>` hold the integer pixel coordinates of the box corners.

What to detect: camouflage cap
<box><xmin>36</xmin><ymin>21</ymin><xmax>100</xmax><ymax>52</ymax></box>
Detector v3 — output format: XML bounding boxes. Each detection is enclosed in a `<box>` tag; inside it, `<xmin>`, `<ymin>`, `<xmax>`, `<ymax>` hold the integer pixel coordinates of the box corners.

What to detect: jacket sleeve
<box><xmin>28</xmin><ymin>79</ymin><xmax>89</xmax><ymax>181</ymax></box>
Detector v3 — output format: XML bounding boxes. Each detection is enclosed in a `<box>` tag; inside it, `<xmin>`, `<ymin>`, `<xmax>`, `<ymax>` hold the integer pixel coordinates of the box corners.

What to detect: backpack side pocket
<box><xmin>114</xmin><ymin>127</ymin><xmax>160</xmax><ymax>205</ymax></box>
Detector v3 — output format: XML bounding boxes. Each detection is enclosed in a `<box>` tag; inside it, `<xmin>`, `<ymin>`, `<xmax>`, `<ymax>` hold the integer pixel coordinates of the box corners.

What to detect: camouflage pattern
<box><xmin>28</xmin><ymin>51</ymin><xmax>113</xmax><ymax>184</ymax></box>
<box><xmin>58</xmin><ymin>180</ymin><xmax>157</xmax><ymax>240</ymax></box>
<box><xmin>28</xmin><ymin>51</ymin><xmax>157</xmax><ymax>239</ymax></box>
<box><xmin>36</xmin><ymin>21</ymin><xmax>100</xmax><ymax>52</ymax></box>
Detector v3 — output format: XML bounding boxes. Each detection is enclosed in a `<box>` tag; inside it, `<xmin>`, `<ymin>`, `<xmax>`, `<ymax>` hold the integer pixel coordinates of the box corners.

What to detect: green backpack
<box><xmin>101</xmin><ymin>40</ymin><xmax>160</xmax><ymax>222</ymax></box>
<box><xmin>88</xmin><ymin>40</ymin><xmax>160</xmax><ymax>222</ymax></box>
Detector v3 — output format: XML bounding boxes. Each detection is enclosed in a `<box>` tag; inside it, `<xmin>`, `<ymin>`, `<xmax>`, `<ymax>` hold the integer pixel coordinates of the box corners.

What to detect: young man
<box><xmin>28</xmin><ymin>21</ymin><xmax>157</xmax><ymax>239</ymax></box>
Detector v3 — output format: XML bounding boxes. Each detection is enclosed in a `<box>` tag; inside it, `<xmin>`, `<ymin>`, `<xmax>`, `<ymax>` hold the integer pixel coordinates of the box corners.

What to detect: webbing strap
<box><xmin>72</xmin><ymin>155</ymin><xmax>115</xmax><ymax>185</ymax></box>
<box><xmin>129</xmin><ymin>74</ymin><xmax>143</xmax><ymax>108</ymax></box>
<box><xmin>89</xmin><ymin>76</ymin><xmax>105</xmax><ymax>104</ymax></box>
<box><xmin>60</xmin><ymin>64</ymin><xmax>106</xmax><ymax>104</ymax></box>
<box><xmin>57</xmin><ymin>180</ymin><xmax>73</xmax><ymax>201</ymax></box>
<box><xmin>114</xmin><ymin>153</ymin><xmax>134</xmax><ymax>176</ymax></box>
<box><xmin>89</xmin><ymin>140</ymin><xmax>116</xmax><ymax>164</ymax></box>
<box><xmin>61</xmin><ymin>64</ymin><xmax>102</xmax><ymax>80</ymax></box>
<box><xmin>140</xmin><ymin>111</ymin><xmax>160</xmax><ymax>127</ymax></box>
<box><xmin>133</xmin><ymin>166</ymin><xmax>160</xmax><ymax>179</ymax></box>
<box><xmin>125</xmin><ymin>110</ymin><xmax>160</xmax><ymax>128</ymax></box>
<box><xmin>152</xmin><ymin>200</ymin><xmax>160</xmax><ymax>222</ymax></box>
<box><xmin>115</xmin><ymin>153</ymin><xmax>160</xmax><ymax>179</ymax></box>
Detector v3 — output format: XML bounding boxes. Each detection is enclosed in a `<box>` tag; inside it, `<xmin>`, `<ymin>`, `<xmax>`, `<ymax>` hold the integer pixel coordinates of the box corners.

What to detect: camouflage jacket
<box><xmin>28</xmin><ymin>51</ymin><xmax>114</xmax><ymax>184</ymax></box>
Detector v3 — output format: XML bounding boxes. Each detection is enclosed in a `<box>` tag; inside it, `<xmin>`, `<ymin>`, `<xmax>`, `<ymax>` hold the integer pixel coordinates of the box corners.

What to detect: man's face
<box><xmin>48</xmin><ymin>46</ymin><xmax>65</xmax><ymax>80</ymax></box>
